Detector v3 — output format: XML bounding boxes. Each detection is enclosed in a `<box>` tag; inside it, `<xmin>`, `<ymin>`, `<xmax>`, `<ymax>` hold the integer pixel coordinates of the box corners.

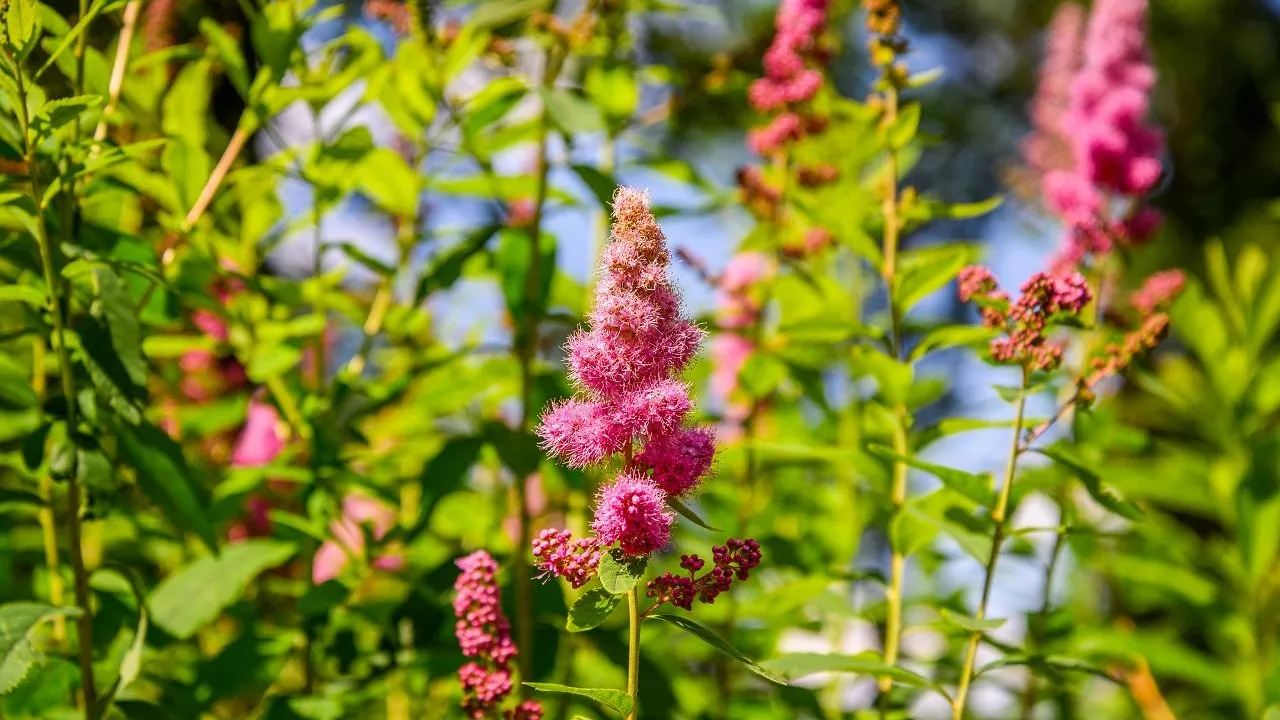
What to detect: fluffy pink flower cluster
<box><xmin>535</xmin><ymin>188</ymin><xmax>716</xmax><ymax>568</ymax></box>
<box><xmin>959</xmin><ymin>266</ymin><xmax>1093</xmax><ymax>372</ymax></box>
<box><xmin>1041</xmin><ymin>0</ymin><xmax>1164</xmax><ymax>271</ymax></box>
<box><xmin>453</xmin><ymin>551</ymin><xmax>544</xmax><ymax>720</ymax></box>
<box><xmin>747</xmin><ymin>0</ymin><xmax>832</xmax><ymax>155</ymax></box>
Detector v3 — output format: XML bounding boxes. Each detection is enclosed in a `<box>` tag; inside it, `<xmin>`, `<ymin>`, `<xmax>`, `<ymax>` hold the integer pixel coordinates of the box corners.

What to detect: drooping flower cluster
<box><xmin>708</xmin><ymin>252</ymin><xmax>775</xmax><ymax>426</ymax></box>
<box><xmin>747</xmin><ymin>0</ymin><xmax>833</xmax><ymax>156</ymax></box>
<box><xmin>1041</xmin><ymin>0</ymin><xmax>1165</xmax><ymax>271</ymax></box>
<box><xmin>646</xmin><ymin>539</ymin><xmax>763</xmax><ymax>611</ymax></box>
<box><xmin>535</xmin><ymin>188</ymin><xmax>716</xmax><ymax>569</ymax></box>
<box><xmin>959</xmin><ymin>266</ymin><xmax>1093</xmax><ymax>372</ymax></box>
<box><xmin>312</xmin><ymin>493</ymin><xmax>403</xmax><ymax>585</ymax></box>
<box><xmin>453</xmin><ymin>551</ymin><xmax>544</xmax><ymax>720</ymax></box>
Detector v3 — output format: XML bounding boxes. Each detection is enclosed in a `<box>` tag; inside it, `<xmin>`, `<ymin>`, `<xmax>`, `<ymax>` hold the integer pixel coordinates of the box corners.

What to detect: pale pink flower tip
<box><xmin>591</xmin><ymin>472</ymin><xmax>674</xmax><ymax>557</ymax></box>
<box><xmin>312</xmin><ymin>493</ymin><xmax>400</xmax><ymax>585</ymax></box>
<box><xmin>1131</xmin><ymin>269</ymin><xmax>1185</xmax><ymax>314</ymax></box>
<box><xmin>636</xmin><ymin>426</ymin><xmax>716</xmax><ymax>497</ymax></box>
<box><xmin>231</xmin><ymin>400</ymin><xmax>285</xmax><ymax>467</ymax></box>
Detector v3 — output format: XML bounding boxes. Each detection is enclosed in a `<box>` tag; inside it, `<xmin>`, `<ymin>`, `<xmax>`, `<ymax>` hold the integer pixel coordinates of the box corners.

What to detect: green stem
<box><xmin>626</xmin><ymin>586</ymin><xmax>641</xmax><ymax>720</ymax></box>
<box><xmin>952</xmin><ymin>369</ymin><xmax>1030</xmax><ymax>720</ymax></box>
<box><xmin>877</xmin><ymin>81</ymin><xmax>909</xmax><ymax>716</ymax></box>
<box><xmin>13</xmin><ymin>46</ymin><xmax>97</xmax><ymax>717</ymax></box>
<box><xmin>1020</xmin><ymin>506</ymin><xmax>1068</xmax><ymax>720</ymax></box>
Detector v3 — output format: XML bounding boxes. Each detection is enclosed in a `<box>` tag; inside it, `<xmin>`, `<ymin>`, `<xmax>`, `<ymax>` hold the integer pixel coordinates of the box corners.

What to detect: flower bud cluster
<box><xmin>646</xmin><ymin>539</ymin><xmax>763</xmax><ymax>611</ymax></box>
<box><xmin>959</xmin><ymin>266</ymin><xmax>1093</xmax><ymax>372</ymax></box>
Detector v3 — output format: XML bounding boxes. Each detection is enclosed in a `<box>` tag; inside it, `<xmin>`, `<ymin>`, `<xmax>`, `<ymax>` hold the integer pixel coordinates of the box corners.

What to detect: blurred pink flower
<box><xmin>313</xmin><ymin>493</ymin><xmax>403</xmax><ymax>584</ymax></box>
<box><xmin>231</xmin><ymin>400</ymin><xmax>285</xmax><ymax>467</ymax></box>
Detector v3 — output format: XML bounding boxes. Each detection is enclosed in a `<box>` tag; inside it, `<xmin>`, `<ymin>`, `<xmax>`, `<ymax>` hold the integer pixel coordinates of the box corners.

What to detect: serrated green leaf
<box><xmin>147</xmin><ymin>540</ymin><xmax>296</xmax><ymax>639</ymax></box>
<box><xmin>938</xmin><ymin>608</ymin><xmax>1005</xmax><ymax>633</ymax></box>
<box><xmin>110</xmin><ymin>418</ymin><xmax>218</xmax><ymax>553</ymax></box>
<box><xmin>597</xmin><ymin>549</ymin><xmax>647</xmax><ymax>595</ymax></box>
<box><xmin>32</xmin><ymin>95</ymin><xmax>102</xmax><ymax>137</ymax></box>
<box><xmin>892</xmin><ymin>244</ymin><xmax>978</xmax><ymax>313</ymax></box>
<box><xmin>668</xmin><ymin>497</ymin><xmax>720</xmax><ymax>532</ymax></box>
<box><xmin>4</xmin><ymin>0</ymin><xmax>41</xmax><ymax>59</ymax></box>
<box><xmin>95</xmin><ymin>268</ymin><xmax>147</xmax><ymax>387</ymax></box>
<box><xmin>1037</xmin><ymin>447</ymin><xmax>1143</xmax><ymax>520</ymax></box>
<box><xmin>647</xmin><ymin>614</ymin><xmax>787</xmax><ymax>685</ymax></box>
<box><xmin>0</xmin><ymin>603</ymin><xmax>82</xmax><ymax>695</ymax></box>
<box><xmin>76</xmin><ymin>315</ymin><xmax>144</xmax><ymax>423</ymax></box>
<box><xmin>909</xmin><ymin>324</ymin><xmax>999</xmax><ymax>362</ymax></box>
<box><xmin>761</xmin><ymin>651</ymin><xmax>942</xmax><ymax>693</ymax></box>
<box><xmin>868</xmin><ymin>444</ymin><xmax>995</xmax><ymax>507</ymax></box>
<box><xmin>524</xmin><ymin>683</ymin><xmax>632</xmax><ymax>716</ymax></box>
<box><xmin>567</xmin><ymin>588</ymin><xmax>622</xmax><ymax>633</ymax></box>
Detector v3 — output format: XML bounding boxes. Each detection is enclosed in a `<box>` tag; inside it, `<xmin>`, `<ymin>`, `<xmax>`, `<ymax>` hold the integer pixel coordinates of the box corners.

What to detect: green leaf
<box><xmin>523</xmin><ymin>683</ymin><xmax>632</xmax><ymax>717</ymax></box>
<box><xmin>359</xmin><ymin>148</ymin><xmax>420</xmax><ymax>217</ymax></box>
<box><xmin>0</xmin><ymin>372</ymin><xmax>38</xmax><ymax>410</ymax></box>
<box><xmin>566</xmin><ymin>588</ymin><xmax>622</xmax><ymax>633</ymax></box>
<box><xmin>95</xmin><ymin>268</ymin><xmax>147</xmax><ymax>388</ymax></box>
<box><xmin>0</xmin><ymin>285</ymin><xmax>45</xmax><ymax>306</ymax></box>
<box><xmin>647</xmin><ymin>614</ymin><xmax>787</xmax><ymax>685</ymax></box>
<box><xmin>90</xmin><ymin>567</ymin><xmax>148</xmax><ymax>720</ymax></box>
<box><xmin>909</xmin><ymin>325</ymin><xmax>999</xmax><ymax>362</ymax></box>
<box><xmin>892</xmin><ymin>244</ymin><xmax>978</xmax><ymax>313</ymax></box>
<box><xmin>338</xmin><ymin>242</ymin><xmax>394</xmax><ymax>277</ymax></box>
<box><xmin>496</xmin><ymin>228</ymin><xmax>556</xmax><ymax>326</ymax></box>
<box><xmin>32</xmin><ymin>95</ymin><xmax>102</xmax><ymax>137</ymax></box>
<box><xmin>0</xmin><ymin>603</ymin><xmax>82</xmax><ymax>695</ymax></box>
<box><xmin>415</xmin><ymin>223</ymin><xmax>499</xmax><ymax>302</ymax></box>
<box><xmin>976</xmin><ymin>654</ymin><xmax>1115</xmax><ymax>682</ymax></box>
<box><xmin>77</xmin><ymin>316</ymin><xmax>144</xmax><ymax>423</ymax></box>
<box><xmin>885</xmin><ymin>102</ymin><xmax>921</xmax><ymax>150</ymax></box>
<box><xmin>0</xmin><ymin>489</ymin><xmax>45</xmax><ymax>507</ymax></box>
<box><xmin>1036</xmin><ymin>447</ymin><xmax>1143</xmax><ymax>521</ymax></box>
<box><xmin>110</xmin><ymin>418</ymin><xmax>218</xmax><ymax>553</ymax></box>
<box><xmin>199</xmin><ymin>17</ymin><xmax>250</xmax><ymax>97</ymax></box>
<box><xmin>569</xmin><ymin>164</ymin><xmax>617</xmax><ymax>210</ymax></box>
<box><xmin>851</xmin><ymin>346</ymin><xmax>912</xmax><ymax>405</ymax></box>
<box><xmin>867</xmin><ymin>444</ymin><xmax>995</xmax><ymax>508</ymax></box>
<box><xmin>668</xmin><ymin>497</ymin><xmax>719</xmax><ymax>532</ymax></box>
<box><xmin>418</xmin><ymin>437</ymin><xmax>484</xmax><ymax>522</ymax></box>
<box><xmin>761</xmin><ymin>652</ymin><xmax>941</xmax><ymax>693</ymax></box>
<box><xmin>4</xmin><ymin>0</ymin><xmax>41</xmax><ymax>59</ymax></box>
<box><xmin>597</xmin><ymin>549</ymin><xmax>647</xmax><ymax>595</ymax></box>
<box><xmin>938</xmin><ymin>608</ymin><xmax>1006</xmax><ymax>633</ymax></box>
<box><xmin>739</xmin><ymin>352</ymin><xmax>787</xmax><ymax>398</ymax></box>
<box><xmin>540</xmin><ymin>87</ymin><xmax>604</xmax><ymax>134</ymax></box>
<box><xmin>147</xmin><ymin>539</ymin><xmax>296</xmax><ymax>639</ymax></box>
<box><xmin>35</xmin><ymin>0</ymin><xmax>116</xmax><ymax>79</ymax></box>
<box><xmin>483</xmin><ymin>421</ymin><xmax>540</xmax><ymax>477</ymax></box>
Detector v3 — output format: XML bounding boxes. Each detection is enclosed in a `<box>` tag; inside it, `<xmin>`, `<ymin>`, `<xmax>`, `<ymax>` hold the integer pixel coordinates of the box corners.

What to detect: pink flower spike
<box><xmin>1131</xmin><ymin>269</ymin><xmax>1185</xmax><ymax>314</ymax></box>
<box><xmin>591</xmin><ymin>472</ymin><xmax>674</xmax><ymax>556</ymax></box>
<box><xmin>536</xmin><ymin>398</ymin><xmax>628</xmax><ymax>468</ymax></box>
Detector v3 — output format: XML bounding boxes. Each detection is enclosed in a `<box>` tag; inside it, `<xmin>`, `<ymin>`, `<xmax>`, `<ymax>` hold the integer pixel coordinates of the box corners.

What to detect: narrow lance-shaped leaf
<box><xmin>524</xmin><ymin>683</ymin><xmax>632</xmax><ymax>717</ymax></box>
<box><xmin>761</xmin><ymin>651</ymin><xmax>948</xmax><ymax>698</ymax></box>
<box><xmin>1036</xmin><ymin>447</ymin><xmax>1143</xmax><ymax>520</ymax></box>
<box><xmin>647</xmin><ymin>614</ymin><xmax>787</xmax><ymax>685</ymax></box>
<box><xmin>867</xmin><ymin>444</ymin><xmax>996</xmax><ymax>508</ymax></box>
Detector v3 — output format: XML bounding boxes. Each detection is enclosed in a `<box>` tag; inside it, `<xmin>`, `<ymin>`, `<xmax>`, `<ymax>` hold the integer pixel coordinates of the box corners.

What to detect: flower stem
<box><xmin>1019</xmin><ymin>503</ymin><xmax>1068</xmax><ymax>719</ymax></box>
<box><xmin>877</xmin><ymin>78</ymin><xmax>909</xmax><ymax>715</ymax></box>
<box><xmin>13</xmin><ymin>44</ymin><xmax>97</xmax><ymax>716</ymax></box>
<box><xmin>951</xmin><ymin>369</ymin><xmax>1030</xmax><ymax>720</ymax></box>
<box><xmin>626</xmin><ymin>586</ymin><xmax>641</xmax><ymax>720</ymax></box>
<box><xmin>32</xmin><ymin>340</ymin><xmax>66</xmax><ymax>646</ymax></box>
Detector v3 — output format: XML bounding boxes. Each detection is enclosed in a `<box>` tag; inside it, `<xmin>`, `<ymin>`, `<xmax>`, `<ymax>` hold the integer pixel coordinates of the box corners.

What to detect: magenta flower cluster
<box><xmin>959</xmin><ymin>266</ymin><xmax>1093</xmax><ymax>372</ymax></box>
<box><xmin>1038</xmin><ymin>0</ymin><xmax>1164</xmax><ymax>271</ymax></box>
<box><xmin>453</xmin><ymin>550</ymin><xmax>543</xmax><ymax>720</ymax></box>
<box><xmin>746</xmin><ymin>0</ymin><xmax>831</xmax><ymax>155</ymax></box>
<box><xmin>646</xmin><ymin>538</ymin><xmax>763</xmax><ymax>611</ymax></box>
<box><xmin>535</xmin><ymin>188</ymin><xmax>716</xmax><ymax>568</ymax></box>
<box><xmin>1021</xmin><ymin>4</ymin><xmax>1085</xmax><ymax>181</ymax></box>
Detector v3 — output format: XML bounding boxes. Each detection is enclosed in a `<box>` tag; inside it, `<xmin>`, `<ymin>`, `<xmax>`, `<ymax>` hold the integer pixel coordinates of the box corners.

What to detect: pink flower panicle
<box><xmin>313</xmin><ymin>494</ymin><xmax>403</xmax><ymax>585</ymax></box>
<box><xmin>959</xmin><ymin>266</ymin><xmax>1093</xmax><ymax>372</ymax></box>
<box><xmin>747</xmin><ymin>0</ymin><xmax>833</xmax><ymax>156</ymax></box>
<box><xmin>1131</xmin><ymin>269</ymin><xmax>1185</xmax><ymax>315</ymax></box>
<box><xmin>531</xmin><ymin>528</ymin><xmax>602</xmax><ymax>589</ymax></box>
<box><xmin>646</xmin><ymin>538</ymin><xmax>762</xmax><ymax>611</ymax></box>
<box><xmin>535</xmin><ymin>187</ymin><xmax>719</xmax><ymax>570</ymax></box>
<box><xmin>590</xmin><ymin>472</ymin><xmax>674</xmax><ymax>556</ymax></box>
<box><xmin>1082</xmin><ymin>311</ymin><xmax>1170</xmax><ymax>390</ymax></box>
<box><xmin>1042</xmin><ymin>0</ymin><xmax>1165</xmax><ymax>270</ymax></box>
<box><xmin>1021</xmin><ymin>4</ymin><xmax>1085</xmax><ymax>182</ymax></box>
<box><xmin>453</xmin><ymin>551</ymin><xmax>544</xmax><ymax>720</ymax></box>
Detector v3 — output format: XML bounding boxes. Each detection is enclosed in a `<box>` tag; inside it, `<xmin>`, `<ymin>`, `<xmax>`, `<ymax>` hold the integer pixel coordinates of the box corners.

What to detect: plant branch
<box><xmin>90</xmin><ymin>0</ymin><xmax>142</xmax><ymax>155</ymax></box>
<box><xmin>626</xmin><ymin>586</ymin><xmax>641</xmax><ymax>720</ymax></box>
<box><xmin>952</xmin><ymin>369</ymin><xmax>1030</xmax><ymax>719</ymax></box>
